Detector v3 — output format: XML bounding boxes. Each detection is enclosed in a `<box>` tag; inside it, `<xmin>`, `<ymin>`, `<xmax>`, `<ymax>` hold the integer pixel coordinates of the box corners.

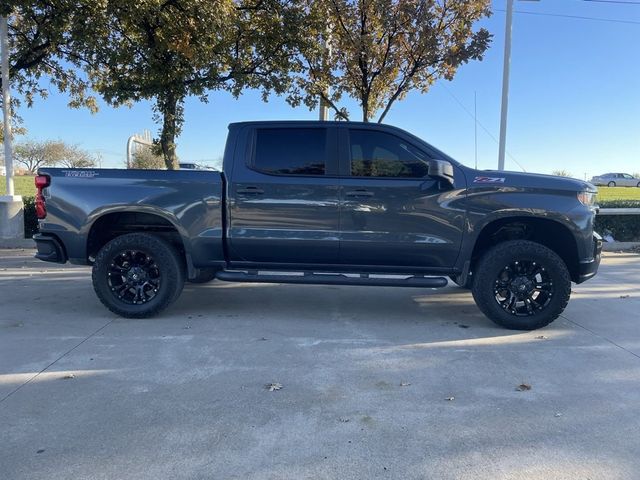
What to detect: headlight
<box><xmin>577</xmin><ymin>191</ymin><xmax>596</xmax><ymax>206</ymax></box>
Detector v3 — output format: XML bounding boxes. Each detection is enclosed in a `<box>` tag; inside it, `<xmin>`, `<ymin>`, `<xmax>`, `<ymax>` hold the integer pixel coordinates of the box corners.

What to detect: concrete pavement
<box><xmin>1</xmin><ymin>249</ymin><xmax>639</xmax><ymax>479</ymax></box>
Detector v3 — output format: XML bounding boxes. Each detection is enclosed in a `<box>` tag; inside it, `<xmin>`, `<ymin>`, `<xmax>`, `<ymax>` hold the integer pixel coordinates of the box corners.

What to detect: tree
<box><xmin>57</xmin><ymin>143</ymin><xmax>98</xmax><ymax>168</ymax></box>
<box><xmin>82</xmin><ymin>0</ymin><xmax>300</xmax><ymax>169</ymax></box>
<box><xmin>129</xmin><ymin>146</ymin><xmax>165</xmax><ymax>170</ymax></box>
<box><xmin>0</xmin><ymin>113</ymin><xmax>27</xmax><ymax>143</ymax></box>
<box><xmin>13</xmin><ymin>139</ymin><xmax>96</xmax><ymax>172</ymax></box>
<box><xmin>292</xmin><ymin>0</ymin><xmax>491</xmax><ymax>122</ymax></box>
<box><xmin>552</xmin><ymin>169</ymin><xmax>572</xmax><ymax>178</ymax></box>
<box><xmin>2</xmin><ymin>1</ymin><xmax>98</xmax><ymax>112</ymax></box>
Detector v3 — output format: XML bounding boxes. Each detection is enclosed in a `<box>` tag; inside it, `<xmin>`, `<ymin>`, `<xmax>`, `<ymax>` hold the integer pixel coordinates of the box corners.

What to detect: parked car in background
<box><xmin>590</xmin><ymin>173</ymin><xmax>640</xmax><ymax>187</ymax></box>
<box><xmin>179</xmin><ymin>162</ymin><xmax>217</xmax><ymax>171</ymax></box>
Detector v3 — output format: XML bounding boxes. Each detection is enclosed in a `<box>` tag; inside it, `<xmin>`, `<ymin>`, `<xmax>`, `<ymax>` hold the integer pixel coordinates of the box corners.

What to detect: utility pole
<box><xmin>1</xmin><ymin>13</ymin><xmax>25</xmax><ymax>242</ymax></box>
<box><xmin>474</xmin><ymin>91</ymin><xmax>478</xmax><ymax>170</ymax></box>
<box><xmin>1</xmin><ymin>15</ymin><xmax>14</xmax><ymax>195</ymax></box>
<box><xmin>497</xmin><ymin>0</ymin><xmax>513</xmax><ymax>171</ymax></box>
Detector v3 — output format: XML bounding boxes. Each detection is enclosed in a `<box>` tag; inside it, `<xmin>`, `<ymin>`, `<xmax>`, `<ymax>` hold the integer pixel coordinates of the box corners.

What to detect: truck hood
<box><xmin>469</xmin><ymin>170</ymin><xmax>597</xmax><ymax>193</ymax></box>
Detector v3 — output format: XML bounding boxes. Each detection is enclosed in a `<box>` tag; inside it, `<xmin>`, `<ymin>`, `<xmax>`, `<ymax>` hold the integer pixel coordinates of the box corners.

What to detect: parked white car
<box><xmin>590</xmin><ymin>173</ymin><xmax>640</xmax><ymax>187</ymax></box>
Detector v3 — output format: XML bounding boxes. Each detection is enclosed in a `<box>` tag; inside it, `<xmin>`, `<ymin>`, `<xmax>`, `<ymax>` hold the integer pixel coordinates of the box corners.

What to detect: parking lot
<box><xmin>1</xmin><ymin>248</ymin><xmax>639</xmax><ymax>480</ymax></box>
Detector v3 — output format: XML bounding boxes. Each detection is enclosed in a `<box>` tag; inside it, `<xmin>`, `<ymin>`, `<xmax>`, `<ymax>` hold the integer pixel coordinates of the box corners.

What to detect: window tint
<box><xmin>254</xmin><ymin>128</ymin><xmax>326</xmax><ymax>175</ymax></box>
<box><xmin>348</xmin><ymin>130</ymin><xmax>430</xmax><ymax>178</ymax></box>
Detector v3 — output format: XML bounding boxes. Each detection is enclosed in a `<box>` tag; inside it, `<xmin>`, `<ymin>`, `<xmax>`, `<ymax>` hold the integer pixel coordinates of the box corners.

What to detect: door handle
<box><xmin>346</xmin><ymin>190</ymin><xmax>374</xmax><ymax>197</ymax></box>
<box><xmin>237</xmin><ymin>186</ymin><xmax>264</xmax><ymax>194</ymax></box>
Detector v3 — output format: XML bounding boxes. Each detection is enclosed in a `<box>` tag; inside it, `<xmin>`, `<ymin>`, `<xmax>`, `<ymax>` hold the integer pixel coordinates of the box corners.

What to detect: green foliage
<box><xmin>595</xmin><ymin>200</ymin><xmax>640</xmax><ymax>242</ymax></box>
<box><xmin>3</xmin><ymin>0</ymin><xmax>98</xmax><ymax>113</ymax></box>
<box><xmin>598</xmin><ymin>200</ymin><xmax>640</xmax><ymax>209</ymax></box>
<box><xmin>595</xmin><ymin>215</ymin><xmax>640</xmax><ymax>242</ymax></box>
<box><xmin>0</xmin><ymin>113</ymin><xmax>28</xmax><ymax>143</ymax></box>
<box><xmin>291</xmin><ymin>0</ymin><xmax>492</xmax><ymax>122</ymax></box>
<box><xmin>81</xmin><ymin>0</ymin><xmax>299</xmax><ymax>169</ymax></box>
<box><xmin>22</xmin><ymin>195</ymin><xmax>38</xmax><ymax>238</ymax></box>
<box><xmin>130</xmin><ymin>147</ymin><xmax>165</xmax><ymax>170</ymax></box>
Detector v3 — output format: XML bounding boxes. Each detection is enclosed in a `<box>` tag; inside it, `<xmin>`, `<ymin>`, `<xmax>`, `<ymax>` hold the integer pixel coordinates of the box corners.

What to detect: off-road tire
<box><xmin>92</xmin><ymin>233</ymin><xmax>185</xmax><ymax>318</ymax></box>
<box><xmin>471</xmin><ymin>240</ymin><xmax>571</xmax><ymax>330</ymax></box>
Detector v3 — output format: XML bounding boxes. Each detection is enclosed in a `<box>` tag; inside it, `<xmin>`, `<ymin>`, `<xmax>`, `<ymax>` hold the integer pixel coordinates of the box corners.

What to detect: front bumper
<box><xmin>33</xmin><ymin>234</ymin><xmax>67</xmax><ymax>264</ymax></box>
<box><xmin>576</xmin><ymin>232</ymin><xmax>602</xmax><ymax>284</ymax></box>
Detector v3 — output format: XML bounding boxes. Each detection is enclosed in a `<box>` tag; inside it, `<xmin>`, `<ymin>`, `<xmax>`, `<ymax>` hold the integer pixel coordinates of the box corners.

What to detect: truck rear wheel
<box><xmin>471</xmin><ymin>240</ymin><xmax>571</xmax><ymax>330</ymax></box>
<box><xmin>92</xmin><ymin>233</ymin><xmax>185</xmax><ymax>318</ymax></box>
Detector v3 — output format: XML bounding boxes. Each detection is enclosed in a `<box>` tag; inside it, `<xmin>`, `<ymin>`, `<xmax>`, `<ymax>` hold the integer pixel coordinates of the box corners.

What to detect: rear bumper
<box><xmin>576</xmin><ymin>232</ymin><xmax>602</xmax><ymax>284</ymax></box>
<box><xmin>33</xmin><ymin>233</ymin><xmax>67</xmax><ymax>264</ymax></box>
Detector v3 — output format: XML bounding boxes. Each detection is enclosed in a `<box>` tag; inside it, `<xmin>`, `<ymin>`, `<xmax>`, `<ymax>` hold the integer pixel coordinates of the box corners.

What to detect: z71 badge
<box><xmin>473</xmin><ymin>176</ymin><xmax>506</xmax><ymax>184</ymax></box>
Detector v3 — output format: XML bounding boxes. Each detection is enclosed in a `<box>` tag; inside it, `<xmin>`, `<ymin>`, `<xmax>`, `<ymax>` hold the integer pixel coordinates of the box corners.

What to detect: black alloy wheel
<box><xmin>107</xmin><ymin>249</ymin><xmax>161</xmax><ymax>305</ymax></box>
<box><xmin>493</xmin><ymin>260</ymin><xmax>553</xmax><ymax>316</ymax></box>
<box><xmin>92</xmin><ymin>233</ymin><xmax>185</xmax><ymax>318</ymax></box>
<box><xmin>471</xmin><ymin>240</ymin><xmax>571</xmax><ymax>330</ymax></box>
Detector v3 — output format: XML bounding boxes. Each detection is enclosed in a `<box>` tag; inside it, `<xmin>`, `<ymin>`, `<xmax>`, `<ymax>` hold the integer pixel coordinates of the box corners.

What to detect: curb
<box><xmin>0</xmin><ymin>238</ymin><xmax>35</xmax><ymax>249</ymax></box>
<box><xmin>602</xmin><ymin>241</ymin><xmax>640</xmax><ymax>252</ymax></box>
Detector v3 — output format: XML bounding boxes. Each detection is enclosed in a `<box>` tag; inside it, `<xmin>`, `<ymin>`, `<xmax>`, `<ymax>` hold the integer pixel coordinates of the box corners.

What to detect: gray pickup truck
<box><xmin>33</xmin><ymin>121</ymin><xmax>601</xmax><ymax>330</ymax></box>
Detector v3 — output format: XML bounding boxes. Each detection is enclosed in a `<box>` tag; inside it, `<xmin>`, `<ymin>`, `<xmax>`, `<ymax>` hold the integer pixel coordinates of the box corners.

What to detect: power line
<box><xmin>583</xmin><ymin>0</ymin><xmax>640</xmax><ymax>5</ymax></box>
<box><xmin>495</xmin><ymin>8</ymin><xmax>640</xmax><ymax>25</ymax></box>
<box><xmin>442</xmin><ymin>85</ymin><xmax>527</xmax><ymax>173</ymax></box>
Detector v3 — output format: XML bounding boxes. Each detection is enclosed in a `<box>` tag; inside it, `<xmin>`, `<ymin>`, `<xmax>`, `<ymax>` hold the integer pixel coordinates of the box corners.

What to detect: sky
<box><xmin>8</xmin><ymin>0</ymin><xmax>640</xmax><ymax>179</ymax></box>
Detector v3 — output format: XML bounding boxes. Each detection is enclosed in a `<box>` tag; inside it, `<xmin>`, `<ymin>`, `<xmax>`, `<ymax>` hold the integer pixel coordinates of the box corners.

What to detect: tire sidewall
<box><xmin>92</xmin><ymin>233</ymin><xmax>184</xmax><ymax>318</ymax></box>
<box><xmin>472</xmin><ymin>241</ymin><xmax>571</xmax><ymax>330</ymax></box>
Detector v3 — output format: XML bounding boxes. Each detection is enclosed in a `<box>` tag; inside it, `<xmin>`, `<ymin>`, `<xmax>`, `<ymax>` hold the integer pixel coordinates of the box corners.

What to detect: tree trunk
<box><xmin>361</xmin><ymin>96</ymin><xmax>370</xmax><ymax>122</ymax></box>
<box><xmin>158</xmin><ymin>92</ymin><xmax>179</xmax><ymax>170</ymax></box>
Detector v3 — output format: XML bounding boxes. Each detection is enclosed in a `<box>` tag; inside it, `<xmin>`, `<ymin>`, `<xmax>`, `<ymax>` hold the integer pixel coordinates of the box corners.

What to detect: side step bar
<box><xmin>215</xmin><ymin>271</ymin><xmax>448</xmax><ymax>288</ymax></box>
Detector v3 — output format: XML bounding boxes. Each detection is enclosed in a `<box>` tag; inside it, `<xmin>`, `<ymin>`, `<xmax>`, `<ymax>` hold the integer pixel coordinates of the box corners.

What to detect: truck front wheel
<box><xmin>471</xmin><ymin>240</ymin><xmax>571</xmax><ymax>330</ymax></box>
<box><xmin>92</xmin><ymin>233</ymin><xmax>185</xmax><ymax>318</ymax></box>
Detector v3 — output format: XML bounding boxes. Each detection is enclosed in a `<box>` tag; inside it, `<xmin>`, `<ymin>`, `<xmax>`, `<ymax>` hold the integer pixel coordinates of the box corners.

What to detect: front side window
<box><xmin>348</xmin><ymin>130</ymin><xmax>430</xmax><ymax>178</ymax></box>
<box><xmin>254</xmin><ymin>128</ymin><xmax>326</xmax><ymax>175</ymax></box>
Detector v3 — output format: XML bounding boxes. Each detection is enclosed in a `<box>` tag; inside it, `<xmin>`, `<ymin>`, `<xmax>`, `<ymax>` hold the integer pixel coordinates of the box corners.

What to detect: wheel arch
<box><xmin>469</xmin><ymin>216</ymin><xmax>581</xmax><ymax>283</ymax></box>
<box><xmin>85</xmin><ymin>208</ymin><xmax>194</xmax><ymax>276</ymax></box>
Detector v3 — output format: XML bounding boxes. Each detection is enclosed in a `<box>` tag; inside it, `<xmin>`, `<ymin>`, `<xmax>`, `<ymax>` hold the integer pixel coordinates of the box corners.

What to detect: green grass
<box><xmin>596</xmin><ymin>186</ymin><xmax>640</xmax><ymax>201</ymax></box>
<box><xmin>0</xmin><ymin>176</ymin><xmax>36</xmax><ymax>196</ymax></box>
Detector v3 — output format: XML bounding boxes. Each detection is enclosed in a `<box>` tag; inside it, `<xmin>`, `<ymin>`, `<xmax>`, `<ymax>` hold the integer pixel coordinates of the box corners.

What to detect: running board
<box><xmin>215</xmin><ymin>271</ymin><xmax>448</xmax><ymax>288</ymax></box>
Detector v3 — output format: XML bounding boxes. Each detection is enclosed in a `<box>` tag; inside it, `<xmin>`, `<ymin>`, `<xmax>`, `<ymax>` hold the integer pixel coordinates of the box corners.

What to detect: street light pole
<box><xmin>1</xmin><ymin>15</ymin><xmax>15</xmax><ymax>195</ymax></box>
<box><xmin>497</xmin><ymin>0</ymin><xmax>513</xmax><ymax>171</ymax></box>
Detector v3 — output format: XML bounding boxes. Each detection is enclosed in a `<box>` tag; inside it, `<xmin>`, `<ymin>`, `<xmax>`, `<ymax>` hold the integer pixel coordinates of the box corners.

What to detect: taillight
<box><xmin>35</xmin><ymin>175</ymin><xmax>50</xmax><ymax>219</ymax></box>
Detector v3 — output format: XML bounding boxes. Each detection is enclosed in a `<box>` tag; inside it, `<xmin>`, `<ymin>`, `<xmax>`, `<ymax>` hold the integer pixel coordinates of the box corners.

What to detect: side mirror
<box><xmin>428</xmin><ymin>159</ymin><xmax>454</xmax><ymax>186</ymax></box>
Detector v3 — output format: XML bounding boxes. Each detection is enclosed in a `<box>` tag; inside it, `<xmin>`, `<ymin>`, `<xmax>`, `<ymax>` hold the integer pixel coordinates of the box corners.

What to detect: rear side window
<box><xmin>349</xmin><ymin>129</ymin><xmax>430</xmax><ymax>178</ymax></box>
<box><xmin>254</xmin><ymin>128</ymin><xmax>326</xmax><ymax>175</ymax></box>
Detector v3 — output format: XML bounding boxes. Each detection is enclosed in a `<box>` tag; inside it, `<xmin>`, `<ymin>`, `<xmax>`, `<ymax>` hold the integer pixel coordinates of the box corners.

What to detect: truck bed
<box><xmin>37</xmin><ymin>168</ymin><xmax>225</xmax><ymax>268</ymax></box>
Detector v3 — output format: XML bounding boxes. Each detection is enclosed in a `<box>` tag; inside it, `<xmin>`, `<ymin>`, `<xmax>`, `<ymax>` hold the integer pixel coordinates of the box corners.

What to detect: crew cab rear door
<box><xmin>227</xmin><ymin>125</ymin><xmax>340</xmax><ymax>265</ymax></box>
<box><xmin>338</xmin><ymin>126</ymin><xmax>464</xmax><ymax>269</ymax></box>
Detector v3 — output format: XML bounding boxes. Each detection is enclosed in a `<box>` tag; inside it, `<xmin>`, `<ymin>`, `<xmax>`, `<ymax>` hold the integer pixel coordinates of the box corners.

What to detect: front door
<box><xmin>228</xmin><ymin>126</ymin><xmax>340</xmax><ymax>265</ymax></box>
<box><xmin>339</xmin><ymin>127</ymin><xmax>465</xmax><ymax>269</ymax></box>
